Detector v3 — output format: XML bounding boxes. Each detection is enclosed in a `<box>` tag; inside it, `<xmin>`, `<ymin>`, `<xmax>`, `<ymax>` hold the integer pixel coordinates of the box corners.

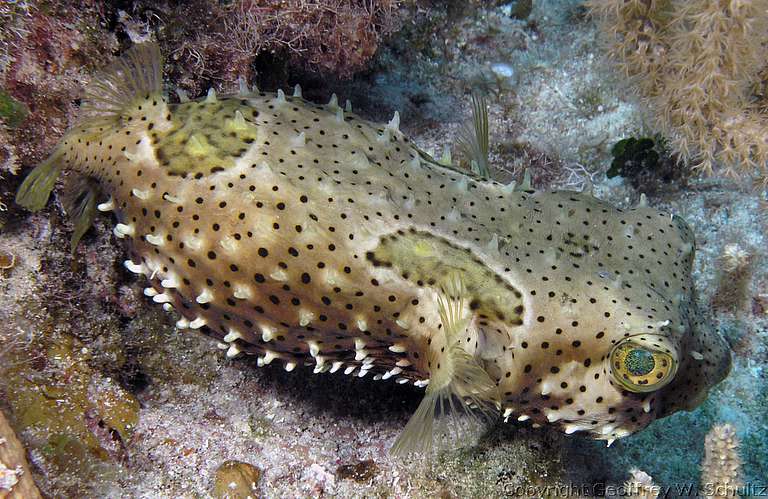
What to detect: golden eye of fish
<box><xmin>610</xmin><ymin>338</ymin><xmax>677</xmax><ymax>393</ymax></box>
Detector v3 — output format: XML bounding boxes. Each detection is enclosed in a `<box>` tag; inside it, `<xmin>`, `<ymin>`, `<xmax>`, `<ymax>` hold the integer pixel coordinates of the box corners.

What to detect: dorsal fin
<box><xmin>457</xmin><ymin>92</ymin><xmax>491</xmax><ymax>179</ymax></box>
<box><xmin>79</xmin><ymin>42</ymin><xmax>163</xmax><ymax>122</ymax></box>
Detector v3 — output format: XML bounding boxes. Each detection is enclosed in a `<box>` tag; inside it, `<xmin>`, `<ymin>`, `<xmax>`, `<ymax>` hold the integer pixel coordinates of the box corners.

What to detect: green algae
<box><xmin>510</xmin><ymin>0</ymin><xmax>533</xmax><ymax>20</ymax></box>
<box><xmin>4</xmin><ymin>333</ymin><xmax>139</xmax><ymax>478</ymax></box>
<box><xmin>248</xmin><ymin>414</ymin><xmax>275</xmax><ymax>439</ymax></box>
<box><xmin>0</xmin><ymin>90</ymin><xmax>28</xmax><ymax>128</ymax></box>
<box><xmin>608</xmin><ymin>137</ymin><xmax>660</xmax><ymax>179</ymax></box>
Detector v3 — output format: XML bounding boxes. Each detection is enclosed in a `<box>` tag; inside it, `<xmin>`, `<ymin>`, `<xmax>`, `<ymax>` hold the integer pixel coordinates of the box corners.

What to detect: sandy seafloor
<box><xmin>1</xmin><ymin>0</ymin><xmax>766</xmax><ymax>497</ymax></box>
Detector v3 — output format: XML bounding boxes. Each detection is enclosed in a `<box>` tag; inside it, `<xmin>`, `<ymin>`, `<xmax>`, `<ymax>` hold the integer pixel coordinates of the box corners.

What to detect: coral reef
<box><xmin>122</xmin><ymin>0</ymin><xmax>405</xmax><ymax>96</ymax></box>
<box><xmin>0</xmin><ymin>1</ymin><xmax>117</xmax><ymax>167</ymax></box>
<box><xmin>0</xmin><ymin>0</ymin><xmax>766</xmax><ymax>496</ymax></box>
<box><xmin>701</xmin><ymin>423</ymin><xmax>744</xmax><ymax>498</ymax></box>
<box><xmin>588</xmin><ymin>0</ymin><xmax>768</xmax><ymax>184</ymax></box>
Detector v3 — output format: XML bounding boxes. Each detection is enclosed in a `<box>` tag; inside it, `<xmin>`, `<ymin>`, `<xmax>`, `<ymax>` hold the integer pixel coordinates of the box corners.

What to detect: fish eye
<box><xmin>609</xmin><ymin>337</ymin><xmax>677</xmax><ymax>393</ymax></box>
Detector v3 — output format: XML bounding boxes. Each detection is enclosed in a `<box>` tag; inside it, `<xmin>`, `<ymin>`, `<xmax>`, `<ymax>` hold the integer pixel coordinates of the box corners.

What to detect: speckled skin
<box><xmin>37</xmin><ymin>50</ymin><xmax>731</xmax><ymax>444</ymax></box>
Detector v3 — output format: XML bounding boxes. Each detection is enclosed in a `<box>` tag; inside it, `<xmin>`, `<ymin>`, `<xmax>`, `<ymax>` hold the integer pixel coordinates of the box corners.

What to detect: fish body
<box><xmin>17</xmin><ymin>44</ymin><xmax>731</xmax><ymax>452</ymax></box>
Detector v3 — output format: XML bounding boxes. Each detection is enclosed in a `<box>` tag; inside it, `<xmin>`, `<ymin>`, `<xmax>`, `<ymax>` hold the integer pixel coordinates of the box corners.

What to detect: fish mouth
<box><xmin>560</xmin><ymin>405</ymin><xmax>657</xmax><ymax>442</ymax></box>
<box><xmin>582</xmin><ymin>401</ymin><xmax>658</xmax><ymax>442</ymax></box>
<box><xmin>589</xmin><ymin>420</ymin><xmax>646</xmax><ymax>443</ymax></box>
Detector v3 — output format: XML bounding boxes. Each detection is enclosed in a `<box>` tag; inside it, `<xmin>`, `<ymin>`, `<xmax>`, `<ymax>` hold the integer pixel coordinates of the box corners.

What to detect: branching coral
<box><xmin>622</xmin><ymin>423</ymin><xmax>744</xmax><ymax>498</ymax></box>
<box><xmin>588</xmin><ymin>0</ymin><xmax>768</xmax><ymax>185</ymax></box>
<box><xmin>701</xmin><ymin>423</ymin><xmax>744</xmax><ymax>498</ymax></box>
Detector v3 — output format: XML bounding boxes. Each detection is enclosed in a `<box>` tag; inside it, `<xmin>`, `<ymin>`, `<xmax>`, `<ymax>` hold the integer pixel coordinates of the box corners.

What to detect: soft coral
<box><xmin>589</xmin><ymin>0</ymin><xmax>768</xmax><ymax>185</ymax></box>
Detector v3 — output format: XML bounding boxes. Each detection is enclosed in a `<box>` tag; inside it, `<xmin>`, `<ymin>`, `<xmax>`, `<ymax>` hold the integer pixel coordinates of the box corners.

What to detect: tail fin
<box><xmin>391</xmin><ymin>272</ymin><xmax>499</xmax><ymax>456</ymax></box>
<box><xmin>16</xmin><ymin>43</ymin><xmax>162</xmax><ymax>214</ymax></box>
<box><xmin>15</xmin><ymin>155</ymin><xmax>62</xmax><ymax>212</ymax></box>
<box><xmin>80</xmin><ymin>42</ymin><xmax>163</xmax><ymax>122</ymax></box>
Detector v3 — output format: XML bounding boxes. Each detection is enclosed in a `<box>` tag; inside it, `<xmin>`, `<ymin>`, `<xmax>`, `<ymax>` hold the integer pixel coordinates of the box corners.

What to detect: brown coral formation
<box><xmin>701</xmin><ymin>423</ymin><xmax>743</xmax><ymax>498</ymax></box>
<box><xmin>0</xmin><ymin>410</ymin><xmax>42</xmax><ymax>499</ymax></box>
<box><xmin>229</xmin><ymin>0</ymin><xmax>402</xmax><ymax>77</ymax></box>
<box><xmin>130</xmin><ymin>0</ymin><xmax>404</xmax><ymax>96</ymax></box>
<box><xmin>212</xmin><ymin>460</ymin><xmax>262</xmax><ymax>499</ymax></box>
<box><xmin>588</xmin><ymin>0</ymin><xmax>768</xmax><ymax>185</ymax></box>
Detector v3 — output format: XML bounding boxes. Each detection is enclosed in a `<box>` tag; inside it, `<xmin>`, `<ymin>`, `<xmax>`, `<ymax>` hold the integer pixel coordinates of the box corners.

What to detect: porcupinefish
<box><xmin>16</xmin><ymin>43</ymin><xmax>731</xmax><ymax>453</ymax></box>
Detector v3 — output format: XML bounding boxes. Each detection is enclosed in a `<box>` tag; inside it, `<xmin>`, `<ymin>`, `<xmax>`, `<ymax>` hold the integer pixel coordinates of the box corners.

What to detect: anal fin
<box><xmin>61</xmin><ymin>176</ymin><xmax>101</xmax><ymax>252</ymax></box>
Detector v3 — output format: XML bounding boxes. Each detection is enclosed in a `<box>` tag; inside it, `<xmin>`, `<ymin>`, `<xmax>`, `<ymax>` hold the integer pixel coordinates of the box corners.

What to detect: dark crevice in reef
<box><xmin>117</xmin><ymin>352</ymin><xmax>153</xmax><ymax>396</ymax></box>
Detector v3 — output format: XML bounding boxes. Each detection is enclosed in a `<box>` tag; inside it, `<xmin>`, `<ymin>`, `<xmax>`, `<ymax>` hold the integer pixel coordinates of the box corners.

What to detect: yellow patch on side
<box><xmin>153</xmin><ymin>99</ymin><xmax>261</xmax><ymax>177</ymax></box>
<box><xmin>367</xmin><ymin>229</ymin><xmax>526</xmax><ymax>327</ymax></box>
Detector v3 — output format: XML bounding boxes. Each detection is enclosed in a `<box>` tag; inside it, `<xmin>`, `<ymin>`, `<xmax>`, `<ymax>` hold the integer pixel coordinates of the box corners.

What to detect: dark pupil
<box><xmin>626</xmin><ymin>349</ymin><xmax>655</xmax><ymax>376</ymax></box>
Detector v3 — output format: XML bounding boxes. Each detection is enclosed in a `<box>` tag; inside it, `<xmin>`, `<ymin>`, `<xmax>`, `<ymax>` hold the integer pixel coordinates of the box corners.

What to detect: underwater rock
<box><xmin>621</xmin><ymin>468</ymin><xmax>658</xmax><ymax>499</ymax></box>
<box><xmin>0</xmin><ymin>1</ymin><xmax>117</xmax><ymax>168</ymax></box>
<box><xmin>336</xmin><ymin>459</ymin><xmax>379</xmax><ymax>482</ymax></box>
<box><xmin>128</xmin><ymin>0</ymin><xmax>406</xmax><ymax>97</ymax></box>
<box><xmin>0</xmin><ymin>249</ymin><xmax>14</xmax><ymax>270</ymax></box>
<box><xmin>3</xmin><ymin>333</ymin><xmax>138</xmax><ymax>486</ymax></box>
<box><xmin>212</xmin><ymin>460</ymin><xmax>261</xmax><ymax>499</ymax></box>
<box><xmin>0</xmin><ymin>410</ymin><xmax>42</xmax><ymax>499</ymax></box>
